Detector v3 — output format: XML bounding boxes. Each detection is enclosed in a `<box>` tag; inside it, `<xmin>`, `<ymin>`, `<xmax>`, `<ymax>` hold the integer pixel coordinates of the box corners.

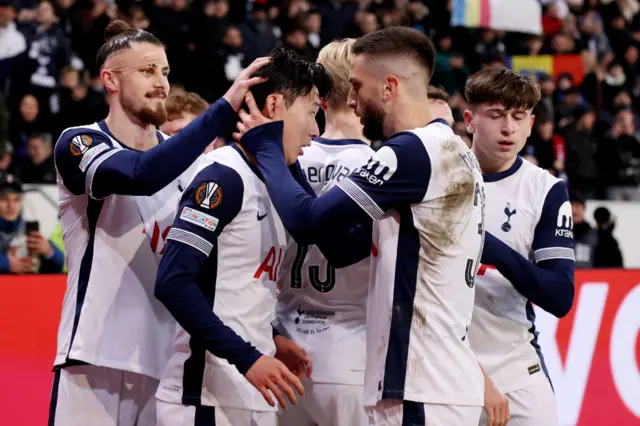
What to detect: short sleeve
<box><xmin>532</xmin><ymin>181</ymin><xmax>576</xmax><ymax>263</ymax></box>
<box><xmin>54</xmin><ymin>130</ymin><xmax>121</xmax><ymax>197</ymax></box>
<box><xmin>336</xmin><ymin>132</ymin><xmax>431</xmax><ymax>220</ymax></box>
<box><xmin>167</xmin><ymin>162</ymin><xmax>244</xmax><ymax>257</ymax></box>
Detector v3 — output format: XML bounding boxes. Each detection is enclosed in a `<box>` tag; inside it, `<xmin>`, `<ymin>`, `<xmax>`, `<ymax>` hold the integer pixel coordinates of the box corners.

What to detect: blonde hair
<box><xmin>317</xmin><ymin>38</ymin><xmax>354</xmax><ymax>110</ymax></box>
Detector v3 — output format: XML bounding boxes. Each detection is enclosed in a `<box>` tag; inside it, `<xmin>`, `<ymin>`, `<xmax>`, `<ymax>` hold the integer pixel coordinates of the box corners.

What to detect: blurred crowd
<box><xmin>0</xmin><ymin>0</ymin><xmax>635</xmax><ymax>273</ymax></box>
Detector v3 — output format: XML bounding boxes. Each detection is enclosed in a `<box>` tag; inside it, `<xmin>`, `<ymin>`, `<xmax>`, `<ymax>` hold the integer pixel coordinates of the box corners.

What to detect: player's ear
<box><xmin>383</xmin><ymin>75</ymin><xmax>399</xmax><ymax>101</ymax></box>
<box><xmin>463</xmin><ymin>109</ymin><xmax>476</xmax><ymax>134</ymax></box>
<box><xmin>101</xmin><ymin>70</ymin><xmax>118</xmax><ymax>94</ymax></box>
<box><xmin>528</xmin><ymin>114</ymin><xmax>536</xmax><ymax>137</ymax></box>
<box><xmin>264</xmin><ymin>94</ymin><xmax>279</xmax><ymax>119</ymax></box>
<box><xmin>320</xmin><ymin>98</ymin><xmax>328</xmax><ymax>111</ymax></box>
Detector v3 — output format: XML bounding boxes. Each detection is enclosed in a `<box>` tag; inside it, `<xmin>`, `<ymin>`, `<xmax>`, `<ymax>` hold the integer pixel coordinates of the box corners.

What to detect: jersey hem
<box><xmin>54</xmin><ymin>354</ymin><xmax>162</xmax><ymax>380</ymax></box>
<box><xmin>155</xmin><ymin>394</ymin><xmax>279</xmax><ymax>412</ymax></box>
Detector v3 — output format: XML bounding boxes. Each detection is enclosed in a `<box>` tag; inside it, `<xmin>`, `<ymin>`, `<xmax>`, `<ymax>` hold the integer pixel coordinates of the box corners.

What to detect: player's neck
<box><xmin>234</xmin><ymin>142</ymin><xmax>258</xmax><ymax>166</ymax></box>
<box><xmin>388</xmin><ymin>99</ymin><xmax>434</xmax><ymax>135</ymax></box>
<box><xmin>104</xmin><ymin>107</ymin><xmax>159</xmax><ymax>151</ymax></box>
<box><xmin>321</xmin><ymin>109</ymin><xmax>370</xmax><ymax>144</ymax></box>
<box><xmin>471</xmin><ymin>142</ymin><xmax>517</xmax><ymax>174</ymax></box>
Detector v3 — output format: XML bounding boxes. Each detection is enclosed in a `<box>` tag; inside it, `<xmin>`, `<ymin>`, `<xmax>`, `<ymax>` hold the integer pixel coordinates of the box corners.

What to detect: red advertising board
<box><xmin>0</xmin><ymin>272</ymin><xmax>638</xmax><ymax>425</ymax></box>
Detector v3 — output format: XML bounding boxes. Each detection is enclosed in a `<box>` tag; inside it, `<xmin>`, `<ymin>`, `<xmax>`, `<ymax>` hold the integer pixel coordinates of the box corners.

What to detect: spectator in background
<box><xmin>565</xmin><ymin>104</ymin><xmax>600</xmax><ymax>198</ymax></box>
<box><xmin>571</xmin><ymin>194</ymin><xmax>597</xmax><ymax>268</ymax></box>
<box><xmin>427</xmin><ymin>85</ymin><xmax>454</xmax><ymax>126</ymax></box>
<box><xmin>599</xmin><ymin>106</ymin><xmax>640</xmax><ymax>200</ymax></box>
<box><xmin>12</xmin><ymin>132</ymin><xmax>55</xmax><ymax>183</ymax></box>
<box><xmin>19</xmin><ymin>0</ymin><xmax>72</xmax><ymax>117</ymax></box>
<box><xmin>0</xmin><ymin>142</ymin><xmax>10</xmax><ymax>170</ymax></box>
<box><xmin>0</xmin><ymin>0</ymin><xmax>27</xmax><ymax>96</ymax></box>
<box><xmin>593</xmin><ymin>206</ymin><xmax>624</xmax><ymax>268</ymax></box>
<box><xmin>239</xmin><ymin>2</ymin><xmax>279</xmax><ymax>62</ymax></box>
<box><xmin>8</xmin><ymin>93</ymin><xmax>49</xmax><ymax>154</ymax></box>
<box><xmin>0</xmin><ymin>173</ymin><xmax>64</xmax><ymax>274</ymax></box>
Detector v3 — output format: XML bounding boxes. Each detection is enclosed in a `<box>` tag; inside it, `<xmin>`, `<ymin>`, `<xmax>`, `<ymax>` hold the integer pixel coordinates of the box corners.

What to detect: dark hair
<box><xmin>96</xmin><ymin>20</ymin><xmax>164</xmax><ymax>70</ymax></box>
<box><xmin>427</xmin><ymin>86</ymin><xmax>450</xmax><ymax>103</ymax></box>
<box><xmin>351</xmin><ymin>27</ymin><xmax>436</xmax><ymax>79</ymax></box>
<box><xmin>465</xmin><ymin>68</ymin><xmax>541</xmax><ymax>111</ymax></box>
<box><xmin>248</xmin><ymin>47</ymin><xmax>333</xmax><ymax>110</ymax></box>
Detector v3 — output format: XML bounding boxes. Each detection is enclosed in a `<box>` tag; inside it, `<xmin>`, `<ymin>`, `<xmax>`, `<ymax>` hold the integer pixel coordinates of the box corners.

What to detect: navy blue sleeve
<box><xmin>481</xmin><ymin>182</ymin><xmax>575</xmax><ymax>318</ymax></box>
<box><xmin>241</xmin><ymin>123</ymin><xmax>429</xmax><ymax>233</ymax></box>
<box><xmin>155</xmin><ymin>162</ymin><xmax>263</xmax><ymax>375</ymax></box>
<box><xmin>55</xmin><ymin>99</ymin><xmax>236</xmax><ymax>199</ymax></box>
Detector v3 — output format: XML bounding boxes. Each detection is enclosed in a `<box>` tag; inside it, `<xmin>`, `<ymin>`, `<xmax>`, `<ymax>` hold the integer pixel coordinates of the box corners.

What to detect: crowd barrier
<box><xmin>0</xmin><ymin>271</ymin><xmax>638</xmax><ymax>425</ymax></box>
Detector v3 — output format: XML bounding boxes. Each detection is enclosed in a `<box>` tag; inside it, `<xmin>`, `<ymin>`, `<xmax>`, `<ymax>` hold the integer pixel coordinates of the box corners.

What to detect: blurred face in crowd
<box><xmin>305</xmin><ymin>12</ymin><xmax>321</xmax><ymax>33</ymax></box>
<box><xmin>103</xmin><ymin>42</ymin><xmax>170</xmax><ymax>127</ymax></box>
<box><xmin>359</xmin><ymin>13</ymin><xmax>377</xmax><ymax>34</ymax></box>
<box><xmin>27</xmin><ymin>136</ymin><xmax>51</xmax><ymax>165</ymax></box>
<box><xmin>579</xmin><ymin>111</ymin><xmax>596</xmax><ymax>131</ymax></box>
<box><xmin>223</xmin><ymin>27</ymin><xmax>243</xmax><ymax>49</ymax></box>
<box><xmin>36</xmin><ymin>1</ymin><xmax>56</xmax><ymax>26</ymax></box>
<box><xmin>285</xmin><ymin>29</ymin><xmax>307</xmax><ymax>49</ymax></box>
<box><xmin>347</xmin><ymin>54</ymin><xmax>388</xmax><ymax>140</ymax></box>
<box><xmin>20</xmin><ymin>95</ymin><xmax>39</xmax><ymax>122</ymax></box>
<box><xmin>571</xmin><ymin>201</ymin><xmax>585</xmax><ymax>224</ymax></box>
<box><xmin>0</xmin><ymin>191</ymin><xmax>21</xmax><ymax>222</ymax></box>
<box><xmin>0</xmin><ymin>3</ymin><xmax>14</xmax><ymax>27</ymax></box>
<box><xmin>464</xmin><ymin>103</ymin><xmax>535</xmax><ymax>165</ymax></box>
<box><xmin>536</xmin><ymin>120</ymin><xmax>554</xmax><ymax>141</ymax></box>
<box><xmin>265</xmin><ymin>89</ymin><xmax>320</xmax><ymax>165</ymax></box>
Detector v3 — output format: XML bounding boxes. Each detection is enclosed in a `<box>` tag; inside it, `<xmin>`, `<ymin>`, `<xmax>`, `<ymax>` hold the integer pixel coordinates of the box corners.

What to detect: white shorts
<box><xmin>480</xmin><ymin>379</ymin><xmax>558</xmax><ymax>426</ymax></box>
<box><xmin>48</xmin><ymin>364</ymin><xmax>158</xmax><ymax>426</ymax></box>
<box><xmin>157</xmin><ymin>399</ymin><xmax>277</xmax><ymax>426</ymax></box>
<box><xmin>367</xmin><ymin>399</ymin><xmax>482</xmax><ymax>426</ymax></box>
<box><xmin>278</xmin><ymin>380</ymin><xmax>366</xmax><ymax>426</ymax></box>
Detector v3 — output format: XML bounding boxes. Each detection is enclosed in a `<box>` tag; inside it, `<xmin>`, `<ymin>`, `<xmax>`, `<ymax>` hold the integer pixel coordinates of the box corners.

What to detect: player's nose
<box><xmin>310</xmin><ymin>121</ymin><xmax>320</xmax><ymax>138</ymax></box>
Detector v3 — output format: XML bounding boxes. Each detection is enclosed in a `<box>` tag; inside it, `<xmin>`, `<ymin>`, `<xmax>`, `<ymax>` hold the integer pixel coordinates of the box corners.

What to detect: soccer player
<box><xmin>427</xmin><ymin>85</ymin><xmax>454</xmax><ymax>126</ymax></box>
<box><xmin>161</xmin><ymin>90</ymin><xmax>209</xmax><ymax>137</ymax></box>
<box><xmin>49</xmin><ymin>20</ymin><xmax>268</xmax><ymax>426</ymax></box>
<box><xmin>275</xmin><ymin>39</ymin><xmax>374</xmax><ymax>426</ymax></box>
<box><xmin>463</xmin><ymin>68</ymin><xmax>575</xmax><ymax>426</ymax></box>
<box><xmin>153</xmin><ymin>48</ymin><xmax>333</xmax><ymax>426</ymax></box>
<box><xmin>236</xmin><ymin>27</ymin><xmax>486</xmax><ymax>425</ymax></box>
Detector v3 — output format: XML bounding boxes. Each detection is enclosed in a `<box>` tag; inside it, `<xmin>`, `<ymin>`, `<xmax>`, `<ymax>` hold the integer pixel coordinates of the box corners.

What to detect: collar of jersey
<box><xmin>429</xmin><ymin>118</ymin><xmax>450</xmax><ymax>127</ymax></box>
<box><xmin>483</xmin><ymin>156</ymin><xmax>523</xmax><ymax>183</ymax></box>
<box><xmin>231</xmin><ymin>143</ymin><xmax>265</xmax><ymax>182</ymax></box>
<box><xmin>98</xmin><ymin>120</ymin><xmax>167</xmax><ymax>152</ymax></box>
<box><xmin>313</xmin><ymin>137</ymin><xmax>368</xmax><ymax>146</ymax></box>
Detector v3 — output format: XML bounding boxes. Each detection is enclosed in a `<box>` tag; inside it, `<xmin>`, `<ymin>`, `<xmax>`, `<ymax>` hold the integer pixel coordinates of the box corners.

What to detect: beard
<box><xmin>123</xmin><ymin>94</ymin><xmax>168</xmax><ymax>127</ymax></box>
<box><xmin>361</xmin><ymin>102</ymin><xmax>386</xmax><ymax>142</ymax></box>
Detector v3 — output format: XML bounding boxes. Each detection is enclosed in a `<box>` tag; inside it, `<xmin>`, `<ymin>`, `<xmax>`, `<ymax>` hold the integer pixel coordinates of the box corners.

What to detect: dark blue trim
<box><xmin>313</xmin><ymin>137</ymin><xmax>368</xmax><ymax>146</ymax></box>
<box><xmin>402</xmin><ymin>400</ymin><xmax>425</xmax><ymax>426</ymax></box>
<box><xmin>428</xmin><ymin>117</ymin><xmax>450</xmax><ymax>127</ymax></box>
<box><xmin>382</xmin><ymin>207</ymin><xmax>420</xmax><ymax>399</ymax></box>
<box><xmin>61</xmin><ymin>198</ymin><xmax>104</xmax><ymax>365</ymax></box>
<box><xmin>182</xmin><ymin>244</ymin><xmax>218</xmax><ymax>406</ymax></box>
<box><xmin>98</xmin><ymin>120</ymin><xmax>158</xmax><ymax>152</ymax></box>
<box><xmin>526</xmin><ymin>301</ymin><xmax>551</xmax><ymax>384</ymax></box>
<box><xmin>483</xmin><ymin>156</ymin><xmax>523</xmax><ymax>182</ymax></box>
<box><xmin>47</xmin><ymin>369</ymin><xmax>61</xmax><ymax>426</ymax></box>
<box><xmin>230</xmin><ymin>143</ymin><xmax>264</xmax><ymax>182</ymax></box>
<box><xmin>194</xmin><ymin>405</ymin><xmax>216</xmax><ymax>425</ymax></box>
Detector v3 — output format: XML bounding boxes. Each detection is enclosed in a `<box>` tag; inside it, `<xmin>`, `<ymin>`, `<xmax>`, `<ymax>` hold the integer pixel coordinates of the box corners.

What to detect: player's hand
<box><xmin>26</xmin><ymin>232</ymin><xmax>53</xmax><ymax>257</ymax></box>
<box><xmin>274</xmin><ymin>335</ymin><xmax>313</xmax><ymax>379</ymax></box>
<box><xmin>223</xmin><ymin>57</ymin><xmax>270</xmax><ymax>112</ymax></box>
<box><xmin>483</xmin><ymin>378</ymin><xmax>510</xmax><ymax>426</ymax></box>
<box><xmin>244</xmin><ymin>355</ymin><xmax>305</xmax><ymax>409</ymax></box>
<box><xmin>232</xmin><ymin>91</ymin><xmax>285</xmax><ymax>142</ymax></box>
<box><xmin>8</xmin><ymin>252</ymin><xmax>33</xmax><ymax>274</ymax></box>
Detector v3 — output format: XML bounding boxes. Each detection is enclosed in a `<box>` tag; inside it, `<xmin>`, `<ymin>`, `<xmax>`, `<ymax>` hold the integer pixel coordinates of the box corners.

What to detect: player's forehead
<box><xmin>477</xmin><ymin>102</ymin><xmax>531</xmax><ymax>115</ymax></box>
<box><xmin>348</xmin><ymin>55</ymin><xmax>370</xmax><ymax>82</ymax></box>
<box><xmin>129</xmin><ymin>42</ymin><xmax>170</xmax><ymax>70</ymax></box>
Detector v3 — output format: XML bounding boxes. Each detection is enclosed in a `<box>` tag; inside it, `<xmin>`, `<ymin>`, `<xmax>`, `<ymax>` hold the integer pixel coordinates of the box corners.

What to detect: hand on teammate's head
<box><xmin>222</xmin><ymin>57</ymin><xmax>270</xmax><ymax>112</ymax></box>
<box><xmin>233</xmin><ymin>91</ymin><xmax>285</xmax><ymax>142</ymax></box>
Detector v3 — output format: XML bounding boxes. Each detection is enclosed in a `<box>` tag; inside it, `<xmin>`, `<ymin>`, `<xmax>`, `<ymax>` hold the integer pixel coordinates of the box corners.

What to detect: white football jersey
<box><xmin>53</xmin><ymin>122</ymin><xmax>180</xmax><ymax>379</ymax></box>
<box><xmin>336</xmin><ymin>120</ymin><xmax>485</xmax><ymax>407</ymax></box>
<box><xmin>469</xmin><ymin>157</ymin><xmax>575</xmax><ymax>393</ymax></box>
<box><xmin>275</xmin><ymin>137</ymin><xmax>374</xmax><ymax>385</ymax></box>
<box><xmin>156</xmin><ymin>145</ymin><xmax>288</xmax><ymax>411</ymax></box>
